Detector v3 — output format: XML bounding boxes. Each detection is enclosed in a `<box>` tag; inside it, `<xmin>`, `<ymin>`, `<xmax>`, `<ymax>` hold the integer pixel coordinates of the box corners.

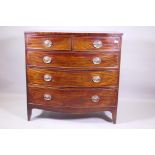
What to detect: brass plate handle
<box><xmin>92</xmin><ymin>57</ymin><xmax>102</xmax><ymax>64</ymax></box>
<box><xmin>91</xmin><ymin>95</ymin><xmax>100</xmax><ymax>103</ymax></box>
<box><xmin>43</xmin><ymin>56</ymin><xmax>52</xmax><ymax>64</ymax></box>
<box><xmin>93</xmin><ymin>40</ymin><xmax>103</xmax><ymax>48</ymax></box>
<box><xmin>44</xmin><ymin>74</ymin><xmax>52</xmax><ymax>81</ymax></box>
<box><xmin>92</xmin><ymin>75</ymin><xmax>101</xmax><ymax>83</ymax></box>
<box><xmin>44</xmin><ymin>94</ymin><xmax>52</xmax><ymax>101</ymax></box>
<box><xmin>43</xmin><ymin>39</ymin><xmax>52</xmax><ymax>48</ymax></box>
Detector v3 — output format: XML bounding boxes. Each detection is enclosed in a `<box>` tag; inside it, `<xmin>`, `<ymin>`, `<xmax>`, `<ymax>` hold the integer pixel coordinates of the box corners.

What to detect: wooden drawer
<box><xmin>73</xmin><ymin>36</ymin><xmax>121</xmax><ymax>51</ymax></box>
<box><xmin>28</xmin><ymin>87</ymin><xmax>117</xmax><ymax>108</ymax></box>
<box><xmin>25</xmin><ymin>35</ymin><xmax>71</xmax><ymax>50</ymax></box>
<box><xmin>26</xmin><ymin>51</ymin><xmax>119</xmax><ymax>69</ymax></box>
<box><xmin>27</xmin><ymin>68</ymin><xmax>119</xmax><ymax>87</ymax></box>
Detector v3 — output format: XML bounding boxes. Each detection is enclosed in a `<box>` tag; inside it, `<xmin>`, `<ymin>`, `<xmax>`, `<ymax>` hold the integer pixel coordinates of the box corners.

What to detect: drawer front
<box><xmin>28</xmin><ymin>87</ymin><xmax>117</xmax><ymax>107</ymax></box>
<box><xmin>27</xmin><ymin>68</ymin><xmax>118</xmax><ymax>87</ymax></box>
<box><xmin>73</xmin><ymin>37</ymin><xmax>121</xmax><ymax>51</ymax></box>
<box><xmin>27</xmin><ymin>51</ymin><xmax>119</xmax><ymax>68</ymax></box>
<box><xmin>26</xmin><ymin>35</ymin><xmax>71</xmax><ymax>50</ymax></box>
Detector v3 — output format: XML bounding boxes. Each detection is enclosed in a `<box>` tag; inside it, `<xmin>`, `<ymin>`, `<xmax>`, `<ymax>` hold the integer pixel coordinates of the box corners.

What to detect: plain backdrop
<box><xmin>0</xmin><ymin>26</ymin><xmax>155</xmax><ymax>128</ymax></box>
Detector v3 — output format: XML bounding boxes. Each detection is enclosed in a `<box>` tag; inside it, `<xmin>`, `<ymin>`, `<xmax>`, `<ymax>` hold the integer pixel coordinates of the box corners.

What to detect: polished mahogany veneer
<box><xmin>28</xmin><ymin>87</ymin><xmax>118</xmax><ymax>107</ymax></box>
<box><xmin>72</xmin><ymin>36</ymin><xmax>121</xmax><ymax>51</ymax></box>
<box><xmin>27</xmin><ymin>68</ymin><xmax>119</xmax><ymax>87</ymax></box>
<box><xmin>26</xmin><ymin>35</ymin><xmax>71</xmax><ymax>50</ymax></box>
<box><xmin>25</xmin><ymin>32</ymin><xmax>123</xmax><ymax>123</ymax></box>
<box><xmin>27</xmin><ymin>51</ymin><xmax>119</xmax><ymax>69</ymax></box>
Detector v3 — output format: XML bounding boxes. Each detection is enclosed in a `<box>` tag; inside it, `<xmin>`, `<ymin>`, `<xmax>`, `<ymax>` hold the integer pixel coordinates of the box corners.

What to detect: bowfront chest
<box><xmin>25</xmin><ymin>32</ymin><xmax>123</xmax><ymax>123</ymax></box>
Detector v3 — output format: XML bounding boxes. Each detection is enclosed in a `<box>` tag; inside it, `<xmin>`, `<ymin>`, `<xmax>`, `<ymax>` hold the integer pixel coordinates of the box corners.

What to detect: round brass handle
<box><xmin>43</xmin><ymin>56</ymin><xmax>52</xmax><ymax>64</ymax></box>
<box><xmin>91</xmin><ymin>95</ymin><xmax>100</xmax><ymax>103</ymax></box>
<box><xmin>93</xmin><ymin>40</ymin><xmax>103</xmax><ymax>48</ymax></box>
<box><xmin>44</xmin><ymin>74</ymin><xmax>52</xmax><ymax>81</ymax></box>
<box><xmin>44</xmin><ymin>94</ymin><xmax>52</xmax><ymax>101</ymax></box>
<box><xmin>92</xmin><ymin>75</ymin><xmax>101</xmax><ymax>83</ymax></box>
<box><xmin>92</xmin><ymin>57</ymin><xmax>102</xmax><ymax>64</ymax></box>
<box><xmin>43</xmin><ymin>39</ymin><xmax>52</xmax><ymax>48</ymax></box>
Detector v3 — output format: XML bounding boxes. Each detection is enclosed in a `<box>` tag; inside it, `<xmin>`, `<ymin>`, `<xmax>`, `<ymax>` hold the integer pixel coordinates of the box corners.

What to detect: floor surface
<box><xmin>0</xmin><ymin>93</ymin><xmax>155</xmax><ymax>128</ymax></box>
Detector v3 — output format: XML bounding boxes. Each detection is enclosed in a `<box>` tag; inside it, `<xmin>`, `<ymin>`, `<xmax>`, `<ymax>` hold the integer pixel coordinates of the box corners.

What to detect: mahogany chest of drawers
<box><xmin>25</xmin><ymin>32</ymin><xmax>123</xmax><ymax>123</ymax></box>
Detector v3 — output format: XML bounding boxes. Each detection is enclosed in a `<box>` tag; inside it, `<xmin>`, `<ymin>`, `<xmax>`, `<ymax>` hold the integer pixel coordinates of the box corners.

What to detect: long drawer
<box><xmin>26</xmin><ymin>51</ymin><xmax>119</xmax><ymax>69</ymax></box>
<box><xmin>27</xmin><ymin>68</ymin><xmax>119</xmax><ymax>87</ymax></box>
<box><xmin>28</xmin><ymin>87</ymin><xmax>117</xmax><ymax>107</ymax></box>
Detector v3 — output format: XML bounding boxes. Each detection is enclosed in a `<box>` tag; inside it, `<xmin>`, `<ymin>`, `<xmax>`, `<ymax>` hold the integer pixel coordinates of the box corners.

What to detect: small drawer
<box><xmin>73</xmin><ymin>36</ymin><xmax>121</xmax><ymax>51</ymax></box>
<box><xmin>25</xmin><ymin>35</ymin><xmax>71</xmax><ymax>50</ymax></box>
<box><xmin>28</xmin><ymin>87</ymin><xmax>117</xmax><ymax>108</ymax></box>
<box><xmin>27</xmin><ymin>68</ymin><xmax>119</xmax><ymax>87</ymax></box>
<box><xmin>26</xmin><ymin>51</ymin><xmax>119</xmax><ymax>69</ymax></box>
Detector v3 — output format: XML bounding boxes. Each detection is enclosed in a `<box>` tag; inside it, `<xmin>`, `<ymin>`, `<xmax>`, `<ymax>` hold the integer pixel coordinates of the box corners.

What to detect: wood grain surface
<box><xmin>28</xmin><ymin>86</ymin><xmax>117</xmax><ymax>107</ymax></box>
<box><xmin>26</xmin><ymin>51</ymin><xmax>119</xmax><ymax>68</ymax></box>
<box><xmin>26</xmin><ymin>35</ymin><xmax>71</xmax><ymax>50</ymax></box>
<box><xmin>25</xmin><ymin>32</ymin><xmax>122</xmax><ymax>123</ymax></box>
<box><xmin>27</xmin><ymin>68</ymin><xmax>119</xmax><ymax>87</ymax></box>
<box><xmin>72</xmin><ymin>36</ymin><xmax>121</xmax><ymax>51</ymax></box>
